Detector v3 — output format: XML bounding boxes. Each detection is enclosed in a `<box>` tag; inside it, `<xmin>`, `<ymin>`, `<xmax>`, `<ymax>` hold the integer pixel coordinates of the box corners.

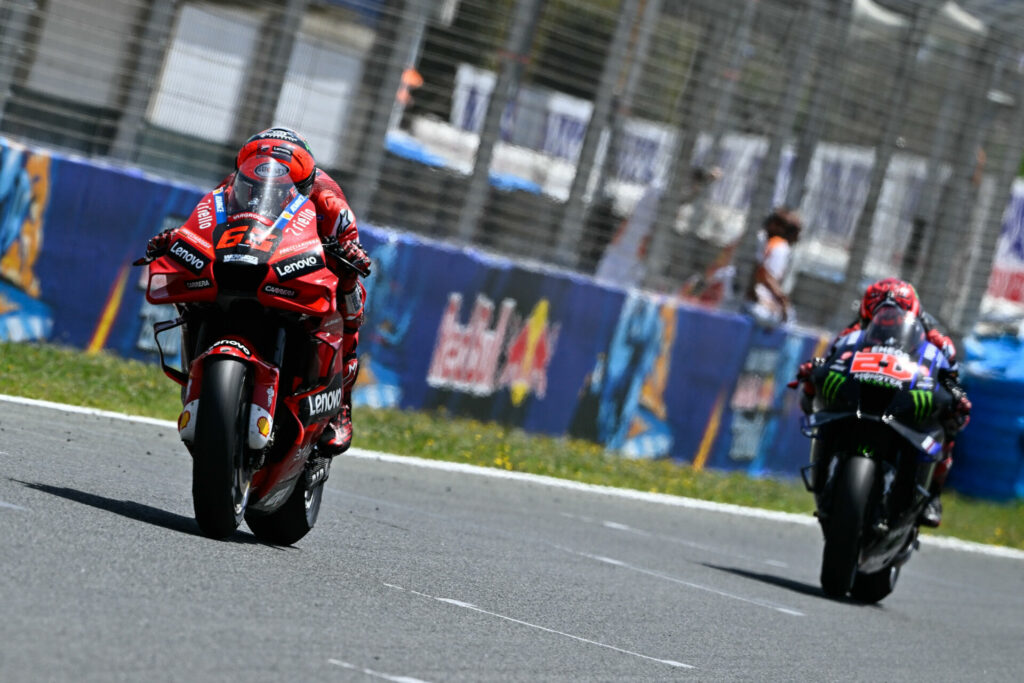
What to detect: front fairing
<box><xmin>808</xmin><ymin>306</ymin><xmax>948</xmax><ymax>457</ymax></box>
<box><xmin>146</xmin><ymin>167</ymin><xmax>337</xmax><ymax>315</ymax></box>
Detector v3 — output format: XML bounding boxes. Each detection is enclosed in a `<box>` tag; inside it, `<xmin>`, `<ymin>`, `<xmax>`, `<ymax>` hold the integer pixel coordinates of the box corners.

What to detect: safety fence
<box><xmin>2</xmin><ymin>136</ymin><xmax>1021</xmax><ymax>498</ymax></box>
<box><xmin>2</xmin><ymin>1</ymin><xmax>1024</xmax><ymax>340</ymax></box>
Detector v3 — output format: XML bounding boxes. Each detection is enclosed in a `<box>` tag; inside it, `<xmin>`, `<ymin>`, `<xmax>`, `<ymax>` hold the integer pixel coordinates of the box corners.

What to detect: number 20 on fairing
<box><xmin>850</xmin><ymin>351</ymin><xmax>915</xmax><ymax>381</ymax></box>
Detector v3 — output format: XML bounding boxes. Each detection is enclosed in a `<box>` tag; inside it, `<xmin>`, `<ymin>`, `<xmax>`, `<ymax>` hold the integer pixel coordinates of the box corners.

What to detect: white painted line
<box><xmin>383</xmin><ymin>582</ymin><xmax>693</xmax><ymax>669</ymax></box>
<box><xmin>560</xmin><ymin>546</ymin><xmax>806</xmax><ymax>617</ymax></box>
<box><xmin>566</xmin><ymin>513</ymin><xmax>790</xmax><ymax>568</ymax></box>
<box><xmin>1</xmin><ymin>500</ymin><xmax>28</xmax><ymax>511</ymax></box>
<box><xmin>327</xmin><ymin>659</ymin><xmax>430</xmax><ymax>683</ymax></box>
<box><xmin>0</xmin><ymin>394</ymin><xmax>177</xmax><ymax>429</ymax></box>
<box><xmin>4</xmin><ymin>393</ymin><xmax>1023</xmax><ymax>562</ymax></box>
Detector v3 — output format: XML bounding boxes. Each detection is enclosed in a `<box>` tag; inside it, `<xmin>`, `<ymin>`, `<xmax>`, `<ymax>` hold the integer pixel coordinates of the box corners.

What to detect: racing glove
<box><xmin>949</xmin><ymin>383</ymin><xmax>971</xmax><ymax>431</ymax></box>
<box><xmin>787</xmin><ymin>357</ymin><xmax>823</xmax><ymax>390</ymax></box>
<box><xmin>322</xmin><ymin>237</ymin><xmax>372</xmax><ymax>279</ymax></box>
<box><xmin>146</xmin><ymin>229</ymin><xmax>174</xmax><ymax>259</ymax></box>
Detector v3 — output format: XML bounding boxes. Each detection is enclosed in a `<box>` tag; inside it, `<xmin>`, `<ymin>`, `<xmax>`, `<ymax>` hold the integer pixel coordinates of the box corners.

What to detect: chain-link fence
<box><xmin>2</xmin><ymin>0</ymin><xmax>1023</xmax><ymax>337</ymax></box>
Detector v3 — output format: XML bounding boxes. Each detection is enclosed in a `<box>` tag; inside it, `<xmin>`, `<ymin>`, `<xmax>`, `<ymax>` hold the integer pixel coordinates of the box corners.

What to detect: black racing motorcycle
<box><xmin>799</xmin><ymin>302</ymin><xmax>953</xmax><ymax>603</ymax></box>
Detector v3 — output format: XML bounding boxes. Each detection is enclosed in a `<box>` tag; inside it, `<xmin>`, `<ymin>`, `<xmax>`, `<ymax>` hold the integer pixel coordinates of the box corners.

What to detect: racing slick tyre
<box><xmin>820</xmin><ymin>456</ymin><xmax>874</xmax><ymax>598</ymax></box>
<box><xmin>192</xmin><ymin>357</ymin><xmax>252</xmax><ymax>539</ymax></box>
<box><xmin>850</xmin><ymin>564</ymin><xmax>899</xmax><ymax>604</ymax></box>
<box><xmin>245</xmin><ymin>459</ymin><xmax>327</xmax><ymax>545</ymax></box>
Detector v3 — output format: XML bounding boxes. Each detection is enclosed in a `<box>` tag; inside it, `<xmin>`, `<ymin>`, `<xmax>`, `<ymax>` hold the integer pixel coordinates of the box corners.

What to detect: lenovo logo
<box><xmin>273</xmin><ymin>252</ymin><xmax>323</xmax><ymax>281</ymax></box>
<box><xmin>169</xmin><ymin>241</ymin><xmax>207</xmax><ymax>275</ymax></box>
<box><xmin>306</xmin><ymin>388</ymin><xmax>341</xmax><ymax>417</ymax></box>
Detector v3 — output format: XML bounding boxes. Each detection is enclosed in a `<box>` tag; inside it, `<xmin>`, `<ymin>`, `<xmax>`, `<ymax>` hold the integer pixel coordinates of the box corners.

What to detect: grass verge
<box><xmin>1</xmin><ymin>341</ymin><xmax>1021</xmax><ymax>550</ymax></box>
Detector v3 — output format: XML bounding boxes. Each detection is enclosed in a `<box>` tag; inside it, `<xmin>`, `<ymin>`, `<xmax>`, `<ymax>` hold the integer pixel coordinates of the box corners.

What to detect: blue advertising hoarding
<box><xmin>1</xmin><ymin>135</ymin><xmax>1015</xmax><ymax>497</ymax></box>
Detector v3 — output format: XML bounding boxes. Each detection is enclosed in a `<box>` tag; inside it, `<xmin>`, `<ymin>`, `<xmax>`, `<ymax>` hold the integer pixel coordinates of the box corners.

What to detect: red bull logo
<box><xmin>499</xmin><ymin>299</ymin><xmax>560</xmax><ymax>405</ymax></box>
<box><xmin>427</xmin><ymin>293</ymin><xmax>559</xmax><ymax>403</ymax></box>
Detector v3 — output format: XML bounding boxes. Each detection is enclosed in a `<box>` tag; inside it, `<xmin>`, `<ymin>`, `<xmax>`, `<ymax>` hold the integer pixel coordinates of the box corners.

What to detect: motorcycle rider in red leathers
<box><xmin>793</xmin><ymin>278</ymin><xmax>971</xmax><ymax>528</ymax></box>
<box><xmin>146</xmin><ymin>127</ymin><xmax>371</xmax><ymax>457</ymax></box>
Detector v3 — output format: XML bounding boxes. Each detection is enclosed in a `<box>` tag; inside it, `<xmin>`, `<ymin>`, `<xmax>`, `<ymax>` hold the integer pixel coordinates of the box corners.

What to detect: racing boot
<box><xmin>918</xmin><ymin>453</ymin><xmax>951</xmax><ymax>528</ymax></box>
<box><xmin>318</xmin><ymin>402</ymin><xmax>353</xmax><ymax>457</ymax></box>
<box><xmin>919</xmin><ymin>494</ymin><xmax>943</xmax><ymax>528</ymax></box>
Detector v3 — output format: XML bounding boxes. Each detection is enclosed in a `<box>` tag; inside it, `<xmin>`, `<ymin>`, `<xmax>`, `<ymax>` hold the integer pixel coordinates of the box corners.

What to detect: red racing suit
<box><xmin>214</xmin><ymin>168</ymin><xmax>366</xmax><ymax>403</ymax></box>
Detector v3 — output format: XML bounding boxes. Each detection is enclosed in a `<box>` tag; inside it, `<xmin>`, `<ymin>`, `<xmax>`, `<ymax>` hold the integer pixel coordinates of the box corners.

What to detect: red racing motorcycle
<box><xmin>136</xmin><ymin>155</ymin><xmax>361</xmax><ymax>543</ymax></box>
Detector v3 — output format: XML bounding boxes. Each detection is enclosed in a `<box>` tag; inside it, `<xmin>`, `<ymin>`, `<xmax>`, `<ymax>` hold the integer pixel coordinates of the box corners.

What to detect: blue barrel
<box><xmin>951</xmin><ymin>374</ymin><xmax>1024</xmax><ymax>500</ymax></box>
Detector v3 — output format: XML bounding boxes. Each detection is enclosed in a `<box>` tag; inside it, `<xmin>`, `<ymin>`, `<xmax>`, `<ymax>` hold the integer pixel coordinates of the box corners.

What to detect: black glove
<box><xmin>949</xmin><ymin>383</ymin><xmax>971</xmax><ymax>431</ymax></box>
<box><xmin>323</xmin><ymin>237</ymin><xmax>371</xmax><ymax>278</ymax></box>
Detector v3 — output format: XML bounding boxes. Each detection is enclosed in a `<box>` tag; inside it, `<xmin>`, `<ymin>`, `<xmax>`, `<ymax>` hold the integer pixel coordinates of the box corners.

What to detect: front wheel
<box><xmin>192</xmin><ymin>358</ymin><xmax>252</xmax><ymax>539</ymax></box>
<box><xmin>820</xmin><ymin>456</ymin><xmax>874</xmax><ymax>598</ymax></box>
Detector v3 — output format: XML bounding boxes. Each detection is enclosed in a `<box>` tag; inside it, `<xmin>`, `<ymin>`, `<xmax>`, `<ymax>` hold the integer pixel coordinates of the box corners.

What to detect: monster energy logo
<box><xmin>910</xmin><ymin>390</ymin><xmax>934</xmax><ymax>422</ymax></box>
<box><xmin>823</xmin><ymin>371</ymin><xmax>847</xmax><ymax>403</ymax></box>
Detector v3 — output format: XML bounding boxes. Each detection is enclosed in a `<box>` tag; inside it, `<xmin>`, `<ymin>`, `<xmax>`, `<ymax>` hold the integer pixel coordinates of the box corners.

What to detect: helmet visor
<box><xmin>228</xmin><ymin>157</ymin><xmax>299</xmax><ymax>219</ymax></box>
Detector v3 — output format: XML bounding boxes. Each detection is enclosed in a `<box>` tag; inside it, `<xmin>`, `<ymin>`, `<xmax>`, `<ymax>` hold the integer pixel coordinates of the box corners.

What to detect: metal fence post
<box><xmin>642</xmin><ymin>7</ymin><xmax>725</xmax><ymax>290</ymax></box>
<box><xmin>732</xmin><ymin>0</ymin><xmax>826</xmax><ymax>305</ymax></box>
<box><xmin>554</xmin><ymin>0</ymin><xmax>640</xmax><ymax>269</ymax></box>
<box><xmin>954</xmin><ymin>48</ymin><xmax>1024</xmax><ymax>335</ymax></box>
<box><xmin>784</xmin><ymin>0</ymin><xmax>853</xmax><ymax>211</ymax></box>
<box><xmin>350</xmin><ymin>0</ymin><xmax>431</xmax><ymax>221</ymax></box>
<box><xmin>109</xmin><ymin>1</ymin><xmax>182</xmax><ymax>161</ymax></box>
<box><xmin>0</xmin><ymin>0</ymin><xmax>35</xmax><ymax>124</ymax></box>
<box><xmin>833</xmin><ymin>3</ymin><xmax>934</xmax><ymax>327</ymax></box>
<box><xmin>455</xmin><ymin>0</ymin><xmax>545</xmax><ymax>243</ymax></box>
<box><xmin>915</xmin><ymin>38</ymin><xmax>997</xmax><ymax>317</ymax></box>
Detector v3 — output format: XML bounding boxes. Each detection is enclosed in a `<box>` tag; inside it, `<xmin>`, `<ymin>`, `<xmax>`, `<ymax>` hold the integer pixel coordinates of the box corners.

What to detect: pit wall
<box><xmin>0</xmin><ymin>137</ymin><xmax>1016</xmax><ymax>498</ymax></box>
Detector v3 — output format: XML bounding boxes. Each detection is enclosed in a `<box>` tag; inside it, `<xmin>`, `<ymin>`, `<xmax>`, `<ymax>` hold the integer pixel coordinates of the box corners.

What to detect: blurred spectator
<box><xmin>743</xmin><ymin>206</ymin><xmax>802</xmax><ymax>326</ymax></box>
<box><xmin>594</xmin><ymin>165</ymin><xmax>721</xmax><ymax>288</ymax></box>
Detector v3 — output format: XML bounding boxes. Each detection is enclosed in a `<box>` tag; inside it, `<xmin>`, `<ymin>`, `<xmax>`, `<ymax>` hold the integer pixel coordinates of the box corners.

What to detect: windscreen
<box><xmin>860</xmin><ymin>302</ymin><xmax>926</xmax><ymax>353</ymax></box>
<box><xmin>227</xmin><ymin>156</ymin><xmax>299</xmax><ymax>220</ymax></box>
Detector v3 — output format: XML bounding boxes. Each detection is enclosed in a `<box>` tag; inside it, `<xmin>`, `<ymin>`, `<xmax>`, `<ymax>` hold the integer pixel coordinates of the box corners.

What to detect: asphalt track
<box><xmin>1</xmin><ymin>395</ymin><xmax>1022</xmax><ymax>682</ymax></box>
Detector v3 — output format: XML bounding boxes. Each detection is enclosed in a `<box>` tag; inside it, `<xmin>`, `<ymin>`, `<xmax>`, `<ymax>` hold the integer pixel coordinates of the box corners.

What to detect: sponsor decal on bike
<box><xmin>178</xmin><ymin>400</ymin><xmax>197</xmax><ymax>442</ymax></box>
<box><xmin>822</xmin><ymin>370</ymin><xmax>847</xmax><ymax>403</ymax></box>
<box><xmin>263</xmin><ymin>283</ymin><xmax>297</xmax><ymax>298</ymax></box>
<box><xmin>305</xmin><ymin>386</ymin><xmax>342</xmax><ymax>419</ymax></box>
<box><xmin>178</xmin><ymin>227</ymin><xmax>212</xmax><ymax>250</ymax></box>
<box><xmin>910</xmin><ymin>389</ymin><xmax>934</xmax><ymax>422</ymax></box>
<box><xmin>273</xmin><ymin>251</ymin><xmax>324</xmax><ymax>281</ymax></box>
<box><xmin>248</xmin><ymin>404</ymin><xmax>274</xmax><ymax>450</ymax></box>
<box><xmin>185</xmin><ymin>278</ymin><xmax>212</xmax><ymax>289</ymax></box>
<box><xmin>168</xmin><ymin>240</ymin><xmax>207</xmax><ymax>275</ymax></box>
<box><xmin>850</xmin><ymin>350</ymin><xmax>915</xmax><ymax>387</ymax></box>
<box><xmin>277</xmin><ymin>238</ymin><xmax>321</xmax><ymax>256</ymax></box>
<box><xmin>212</xmin><ymin>187</ymin><xmax>227</xmax><ymax>224</ymax></box>
<box><xmin>212</xmin><ymin>338</ymin><xmax>251</xmax><ymax>356</ymax></box>
<box><xmin>223</xmin><ymin>253</ymin><xmax>259</xmax><ymax>264</ymax></box>
<box><xmin>284</xmin><ymin>205</ymin><xmax>316</xmax><ymax>237</ymax></box>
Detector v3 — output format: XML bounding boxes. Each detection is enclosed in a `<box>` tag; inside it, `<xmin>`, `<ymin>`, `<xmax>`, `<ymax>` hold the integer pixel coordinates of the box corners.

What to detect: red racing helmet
<box><xmin>236</xmin><ymin>127</ymin><xmax>316</xmax><ymax>195</ymax></box>
<box><xmin>860</xmin><ymin>278</ymin><xmax>920</xmax><ymax>320</ymax></box>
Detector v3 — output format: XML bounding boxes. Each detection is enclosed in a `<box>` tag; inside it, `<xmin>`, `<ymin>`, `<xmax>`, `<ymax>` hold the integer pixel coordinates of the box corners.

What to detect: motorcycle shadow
<box><xmin>16</xmin><ymin>480</ymin><xmax>273</xmax><ymax>547</ymax></box>
<box><xmin>702</xmin><ymin>562</ymin><xmax>865</xmax><ymax>603</ymax></box>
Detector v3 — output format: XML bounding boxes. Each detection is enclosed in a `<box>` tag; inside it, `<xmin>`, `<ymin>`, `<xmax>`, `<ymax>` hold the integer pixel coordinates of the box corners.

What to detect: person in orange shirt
<box><xmin>744</xmin><ymin>207</ymin><xmax>802</xmax><ymax>326</ymax></box>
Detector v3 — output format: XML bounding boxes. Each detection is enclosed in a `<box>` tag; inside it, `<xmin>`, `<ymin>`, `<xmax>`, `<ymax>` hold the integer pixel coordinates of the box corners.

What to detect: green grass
<box><xmin>2</xmin><ymin>341</ymin><xmax>1021</xmax><ymax>550</ymax></box>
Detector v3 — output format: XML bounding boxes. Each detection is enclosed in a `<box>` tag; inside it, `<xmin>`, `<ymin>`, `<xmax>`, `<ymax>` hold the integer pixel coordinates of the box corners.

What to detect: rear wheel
<box><xmin>192</xmin><ymin>358</ymin><xmax>252</xmax><ymax>539</ymax></box>
<box><xmin>851</xmin><ymin>564</ymin><xmax>899</xmax><ymax>604</ymax></box>
<box><xmin>245</xmin><ymin>459</ymin><xmax>328</xmax><ymax>545</ymax></box>
<box><xmin>820</xmin><ymin>456</ymin><xmax>874</xmax><ymax>598</ymax></box>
